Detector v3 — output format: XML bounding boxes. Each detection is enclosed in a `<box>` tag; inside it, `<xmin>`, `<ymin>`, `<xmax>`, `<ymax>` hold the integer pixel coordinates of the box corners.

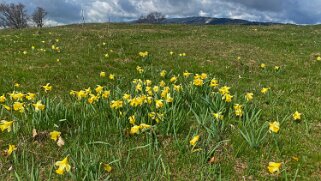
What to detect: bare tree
<box><xmin>32</xmin><ymin>7</ymin><xmax>47</xmax><ymax>28</ymax></box>
<box><xmin>0</xmin><ymin>3</ymin><xmax>28</xmax><ymax>29</ymax></box>
<box><xmin>137</xmin><ymin>12</ymin><xmax>166</xmax><ymax>24</ymax></box>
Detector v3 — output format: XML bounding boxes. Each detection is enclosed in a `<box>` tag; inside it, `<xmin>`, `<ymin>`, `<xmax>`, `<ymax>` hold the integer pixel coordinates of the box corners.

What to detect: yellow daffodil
<box><xmin>103</xmin><ymin>163</ymin><xmax>112</xmax><ymax>173</ymax></box>
<box><xmin>210</xmin><ymin>79</ymin><xmax>219</xmax><ymax>87</ymax></box>
<box><xmin>292</xmin><ymin>111</ymin><xmax>302</xmax><ymax>121</ymax></box>
<box><xmin>212</xmin><ymin>112</ymin><xmax>224</xmax><ymax>120</ymax></box>
<box><xmin>274</xmin><ymin>66</ymin><xmax>280</xmax><ymax>70</ymax></box>
<box><xmin>261</xmin><ymin>87</ymin><xmax>269</xmax><ymax>94</ymax></box>
<box><xmin>165</xmin><ymin>93</ymin><xmax>173</xmax><ymax>103</ymax></box>
<box><xmin>316</xmin><ymin>56</ymin><xmax>321</xmax><ymax>61</ymax></box>
<box><xmin>200</xmin><ymin>73</ymin><xmax>207</xmax><ymax>80</ymax></box>
<box><xmin>104</xmin><ymin>53</ymin><xmax>109</xmax><ymax>58</ymax></box>
<box><xmin>95</xmin><ymin>85</ymin><xmax>104</xmax><ymax>94</ymax></box>
<box><xmin>100</xmin><ymin>71</ymin><xmax>106</xmax><ymax>77</ymax></box>
<box><xmin>193</xmin><ymin>78</ymin><xmax>203</xmax><ymax>86</ymax></box>
<box><xmin>173</xmin><ymin>84</ymin><xmax>182</xmax><ymax>92</ymax></box>
<box><xmin>50</xmin><ymin>131</ymin><xmax>61</xmax><ymax>141</ymax></box>
<box><xmin>130</xmin><ymin>125</ymin><xmax>140</xmax><ymax>135</ymax></box>
<box><xmin>245</xmin><ymin>92</ymin><xmax>254</xmax><ymax>102</ymax></box>
<box><xmin>109</xmin><ymin>74</ymin><xmax>115</xmax><ymax>80</ymax></box>
<box><xmin>183</xmin><ymin>70</ymin><xmax>192</xmax><ymax>78</ymax></box>
<box><xmin>219</xmin><ymin>86</ymin><xmax>230</xmax><ymax>95</ymax></box>
<box><xmin>267</xmin><ymin>162</ymin><xmax>281</xmax><ymax>174</ymax></box>
<box><xmin>136</xmin><ymin>66</ymin><xmax>144</xmax><ymax>74</ymax></box>
<box><xmin>55</xmin><ymin>157</ymin><xmax>71</xmax><ymax>175</ymax></box>
<box><xmin>42</xmin><ymin>83</ymin><xmax>52</xmax><ymax>92</ymax></box>
<box><xmin>129</xmin><ymin>115</ymin><xmax>136</xmax><ymax>125</ymax></box>
<box><xmin>160</xmin><ymin>70</ymin><xmax>167</xmax><ymax>77</ymax></box>
<box><xmin>135</xmin><ymin>84</ymin><xmax>142</xmax><ymax>92</ymax></box>
<box><xmin>0</xmin><ymin>120</ymin><xmax>14</xmax><ymax>132</ymax></box>
<box><xmin>7</xmin><ymin>144</ymin><xmax>17</xmax><ymax>156</ymax></box>
<box><xmin>9</xmin><ymin>92</ymin><xmax>24</xmax><ymax>101</ymax></box>
<box><xmin>0</xmin><ymin>94</ymin><xmax>6</xmax><ymax>103</ymax></box>
<box><xmin>170</xmin><ymin>76</ymin><xmax>177</xmax><ymax>83</ymax></box>
<box><xmin>155</xmin><ymin>99</ymin><xmax>164</xmax><ymax>109</ymax></box>
<box><xmin>110</xmin><ymin>100</ymin><xmax>123</xmax><ymax>109</ymax></box>
<box><xmin>169</xmin><ymin>51</ymin><xmax>174</xmax><ymax>55</ymax></box>
<box><xmin>139</xmin><ymin>123</ymin><xmax>151</xmax><ymax>130</ymax></box>
<box><xmin>13</xmin><ymin>102</ymin><xmax>24</xmax><ymax>112</ymax></box>
<box><xmin>159</xmin><ymin>80</ymin><xmax>166</xmax><ymax>87</ymax></box>
<box><xmin>102</xmin><ymin>90</ymin><xmax>111</xmax><ymax>99</ymax></box>
<box><xmin>122</xmin><ymin>93</ymin><xmax>131</xmax><ymax>100</ymax></box>
<box><xmin>233</xmin><ymin>104</ymin><xmax>243</xmax><ymax>117</ymax></box>
<box><xmin>190</xmin><ymin>135</ymin><xmax>200</xmax><ymax>146</ymax></box>
<box><xmin>2</xmin><ymin>105</ymin><xmax>11</xmax><ymax>111</ymax></box>
<box><xmin>14</xmin><ymin>83</ymin><xmax>20</xmax><ymax>87</ymax></box>
<box><xmin>33</xmin><ymin>101</ymin><xmax>45</xmax><ymax>111</ymax></box>
<box><xmin>138</xmin><ymin>51</ymin><xmax>148</xmax><ymax>57</ymax></box>
<box><xmin>269</xmin><ymin>121</ymin><xmax>280</xmax><ymax>133</ymax></box>
<box><xmin>222</xmin><ymin>94</ymin><xmax>233</xmax><ymax>103</ymax></box>
<box><xmin>25</xmin><ymin>93</ymin><xmax>36</xmax><ymax>100</ymax></box>
<box><xmin>260</xmin><ymin>63</ymin><xmax>266</xmax><ymax>68</ymax></box>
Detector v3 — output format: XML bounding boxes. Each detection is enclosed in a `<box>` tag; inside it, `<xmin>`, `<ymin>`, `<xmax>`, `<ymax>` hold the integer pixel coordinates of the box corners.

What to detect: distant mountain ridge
<box><xmin>133</xmin><ymin>16</ymin><xmax>282</xmax><ymax>25</ymax></box>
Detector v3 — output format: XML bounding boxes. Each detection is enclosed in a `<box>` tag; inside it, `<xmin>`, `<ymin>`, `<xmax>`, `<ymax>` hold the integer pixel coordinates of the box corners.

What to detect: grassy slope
<box><xmin>0</xmin><ymin>23</ymin><xmax>321</xmax><ymax>180</ymax></box>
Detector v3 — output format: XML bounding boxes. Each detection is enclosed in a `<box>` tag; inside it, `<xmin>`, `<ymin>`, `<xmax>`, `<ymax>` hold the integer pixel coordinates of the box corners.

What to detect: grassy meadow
<box><xmin>0</xmin><ymin>23</ymin><xmax>321</xmax><ymax>180</ymax></box>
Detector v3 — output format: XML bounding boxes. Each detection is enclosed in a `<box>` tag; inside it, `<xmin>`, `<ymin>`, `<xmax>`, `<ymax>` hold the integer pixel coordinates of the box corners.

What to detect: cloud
<box><xmin>1</xmin><ymin>0</ymin><xmax>321</xmax><ymax>25</ymax></box>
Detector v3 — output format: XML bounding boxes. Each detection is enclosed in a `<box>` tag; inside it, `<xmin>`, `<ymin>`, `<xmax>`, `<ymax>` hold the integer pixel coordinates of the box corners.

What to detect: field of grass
<box><xmin>0</xmin><ymin>23</ymin><xmax>321</xmax><ymax>180</ymax></box>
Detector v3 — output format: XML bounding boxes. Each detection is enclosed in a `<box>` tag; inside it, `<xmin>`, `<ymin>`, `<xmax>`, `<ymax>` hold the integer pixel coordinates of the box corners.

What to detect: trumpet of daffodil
<box><xmin>139</xmin><ymin>51</ymin><xmax>148</xmax><ymax>57</ymax></box>
<box><xmin>245</xmin><ymin>92</ymin><xmax>254</xmax><ymax>102</ymax></box>
<box><xmin>260</xmin><ymin>63</ymin><xmax>266</xmax><ymax>69</ymax></box>
<box><xmin>25</xmin><ymin>93</ymin><xmax>36</xmax><ymax>100</ymax></box>
<box><xmin>110</xmin><ymin>100</ymin><xmax>123</xmax><ymax>109</ymax></box>
<box><xmin>267</xmin><ymin>162</ymin><xmax>281</xmax><ymax>174</ymax></box>
<box><xmin>161</xmin><ymin>87</ymin><xmax>170</xmax><ymax>98</ymax></box>
<box><xmin>0</xmin><ymin>94</ymin><xmax>6</xmax><ymax>103</ymax></box>
<box><xmin>212</xmin><ymin>112</ymin><xmax>224</xmax><ymax>120</ymax></box>
<box><xmin>130</xmin><ymin>125</ymin><xmax>140</xmax><ymax>135</ymax></box>
<box><xmin>0</xmin><ymin>120</ymin><xmax>13</xmax><ymax>132</ymax></box>
<box><xmin>210</xmin><ymin>79</ymin><xmax>219</xmax><ymax>87</ymax></box>
<box><xmin>129</xmin><ymin>115</ymin><xmax>136</xmax><ymax>125</ymax></box>
<box><xmin>55</xmin><ymin>157</ymin><xmax>71</xmax><ymax>175</ymax></box>
<box><xmin>155</xmin><ymin>99</ymin><xmax>164</xmax><ymax>109</ymax></box>
<box><xmin>183</xmin><ymin>71</ymin><xmax>192</xmax><ymax>78</ymax></box>
<box><xmin>88</xmin><ymin>94</ymin><xmax>99</xmax><ymax>104</ymax></box>
<box><xmin>170</xmin><ymin>76</ymin><xmax>178</xmax><ymax>83</ymax></box>
<box><xmin>190</xmin><ymin>135</ymin><xmax>200</xmax><ymax>146</ymax></box>
<box><xmin>292</xmin><ymin>111</ymin><xmax>302</xmax><ymax>121</ymax></box>
<box><xmin>13</xmin><ymin>102</ymin><xmax>24</xmax><ymax>112</ymax></box>
<box><xmin>193</xmin><ymin>78</ymin><xmax>203</xmax><ymax>86</ymax></box>
<box><xmin>222</xmin><ymin>94</ymin><xmax>233</xmax><ymax>103</ymax></box>
<box><xmin>103</xmin><ymin>163</ymin><xmax>112</xmax><ymax>173</ymax></box>
<box><xmin>261</xmin><ymin>87</ymin><xmax>269</xmax><ymax>94</ymax></box>
<box><xmin>136</xmin><ymin>66</ymin><xmax>144</xmax><ymax>74</ymax></box>
<box><xmin>100</xmin><ymin>71</ymin><xmax>106</xmax><ymax>77</ymax></box>
<box><xmin>102</xmin><ymin>90</ymin><xmax>111</xmax><ymax>99</ymax></box>
<box><xmin>33</xmin><ymin>101</ymin><xmax>45</xmax><ymax>111</ymax></box>
<box><xmin>219</xmin><ymin>86</ymin><xmax>230</xmax><ymax>95</ymax></box>
<box><xmin>7</xmin><ymin>144</ymin><xmax>17</xmax><ymax>156</ymax></box>
<box><xmin>109</xmin><ymin>74</ymin><xmax>115</xmax><ymax>80</ymax></box>
<box><xmin>50</xmin><ymin>131</ymin><xmax>61</xmax><ymax>141</ymax></box>
<box><xmin>160</xmin><ymin>70</ymin><xmax>167</xmax><ymax>77</ymax></box>
<box><xmin>269</xmin><ymin>121</ymin><xmax>280</xmax><ymax>133</ymax></box>
<box><xmin>145</xmin><ymin>86</ymin><xmax>153</xmax><ymax>96</ymax></box>
<box><xmin>42</xmin><ymin>83</ymin><xmax>52</xmax><ymax>92</ymax></box>
<box><xmin>95</xmin><ymin>85</ymin><xmax>103</xmax><ymax>94</ymax></box>
<box><xmin>144</xmin><ymin>79</ymin><xmax>152</xmax><ymax>86</ymax></box>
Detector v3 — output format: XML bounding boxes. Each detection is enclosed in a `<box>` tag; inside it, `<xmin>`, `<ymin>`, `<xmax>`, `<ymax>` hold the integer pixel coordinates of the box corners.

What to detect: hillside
<box><xmin>0</xmin><ymin>23</ymin><xmax>320</xmax><ymax>180</ymax></box>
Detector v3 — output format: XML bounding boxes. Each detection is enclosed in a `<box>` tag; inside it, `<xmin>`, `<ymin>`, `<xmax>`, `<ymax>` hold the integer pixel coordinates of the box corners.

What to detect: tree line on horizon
<box><xmin>0</xmin><ymin>3</ymin><xmax>47</xmax><ymax>29</ymax></box>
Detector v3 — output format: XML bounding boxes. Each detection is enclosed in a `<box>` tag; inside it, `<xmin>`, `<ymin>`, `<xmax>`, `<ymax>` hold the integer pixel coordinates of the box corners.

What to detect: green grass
<box><xmin>0</xmin><ymin>23</ymin><xmax>321</xmax><ymax>180</ymax></box>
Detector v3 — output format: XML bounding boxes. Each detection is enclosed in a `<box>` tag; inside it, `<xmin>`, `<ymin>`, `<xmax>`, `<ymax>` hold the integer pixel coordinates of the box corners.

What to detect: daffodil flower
<box><xmin>55</xmin><ymin>157</ymin><xmax>71</xmax><ymax>175</ymax></box>
<box><xmin>267</xmin><ymin>162</ymin><xmax>281</xmax><ymax>174</ymax></box>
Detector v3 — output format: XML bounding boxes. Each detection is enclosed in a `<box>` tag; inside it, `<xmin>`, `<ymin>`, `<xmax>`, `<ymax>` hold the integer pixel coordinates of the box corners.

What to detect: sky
<box><xmin>1</xmin><ymin>0</ymin><xmax>321</xmax><ymax>25</ymax></box>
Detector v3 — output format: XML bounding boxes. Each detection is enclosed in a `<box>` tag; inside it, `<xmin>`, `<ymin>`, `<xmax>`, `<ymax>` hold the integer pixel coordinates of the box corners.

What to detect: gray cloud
<box><xmin>1</xmin><ymin>0</ymin><xmax>321</xmax><ymax>25</ymax></box>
